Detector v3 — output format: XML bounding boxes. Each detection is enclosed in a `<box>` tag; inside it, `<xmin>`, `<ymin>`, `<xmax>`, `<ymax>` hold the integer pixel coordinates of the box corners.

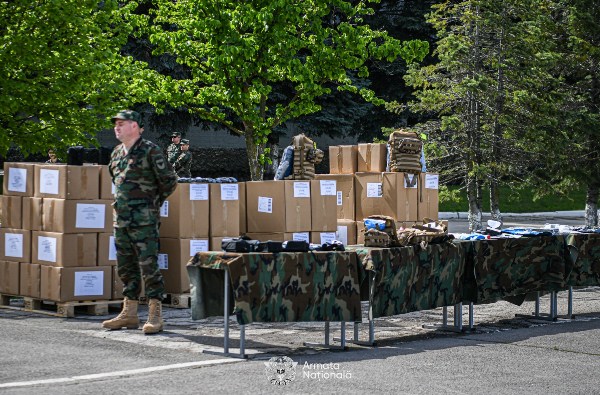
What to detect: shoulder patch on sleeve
<box><xmin>155</xmin><ymin>157</ymin><xmax>166</xmax><ymax>170</ymax></box>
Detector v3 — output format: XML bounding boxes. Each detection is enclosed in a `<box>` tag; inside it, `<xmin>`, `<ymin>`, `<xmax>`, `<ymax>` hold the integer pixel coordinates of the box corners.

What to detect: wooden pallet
<box><xmin>0</xmin><ymin>293</ymin><xmax>123</xmax><ymax>318</ymax></box>
<box><xmin>138</xmin><ymin>293</ymin><xmax>191</xmax><ymax>309</ymax></box>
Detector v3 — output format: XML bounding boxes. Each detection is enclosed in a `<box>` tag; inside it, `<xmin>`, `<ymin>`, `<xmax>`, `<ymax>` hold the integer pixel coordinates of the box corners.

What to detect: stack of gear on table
<box><xmin>221</xmin><ymin>236</ymin><xmax>345</xmax><ymax>253</ymax></box>
<box><xmin>274</xmin><ymin>133</ymin><xmax>324</xmax><ymax>180</ymax></box>
<box><xmin>362</xmin><ymin>215</ymin><xmax>452</xmax><ymax>248</ymax></box>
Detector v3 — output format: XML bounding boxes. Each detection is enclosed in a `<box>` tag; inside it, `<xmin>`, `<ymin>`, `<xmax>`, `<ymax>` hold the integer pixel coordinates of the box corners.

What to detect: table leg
<box><xmin>334</xmin><ymin>271</ymin><xmax>377</xmax><ymax>347</ymax></box>
<box><xmin>423</xmin><ymin>303</ymin><xmax>463</xmax><ymax>333</ymax></box>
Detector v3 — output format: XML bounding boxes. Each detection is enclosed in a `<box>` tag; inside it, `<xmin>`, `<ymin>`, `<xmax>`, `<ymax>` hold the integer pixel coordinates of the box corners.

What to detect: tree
<box><xmin>405</xmin><ymin>0</ymin><xmax>561</xmax><ymax>230</ymax></box>
<box><xmin>145</xmin><ymin>0</ymin><xmax>428</xmax><ymax>180</ymax></box>
<box><xmin>0</xmin><ymin>0</ymin><xmax>146</xmax><ymax>157</ymax></box>
<box><xmin>546</xmin><ymin>0</ymin><xmax>600</xmax><ymax>226</ymax></box>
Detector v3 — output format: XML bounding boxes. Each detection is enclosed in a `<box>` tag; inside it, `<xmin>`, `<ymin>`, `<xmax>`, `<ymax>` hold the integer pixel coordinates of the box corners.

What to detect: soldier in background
<box><xmin>102</xmin><ymin>110</ymin><xmax>178</xmax><ymax>335</ymax></box>
<box><xmin>173</xmin><ymin>138</ymin><xmax>192</xmax><ymax>178</ymax></box>
<box><xmin>166</xmin><ymin>132</ymin><xmax>182</xmax><ymax>165</ymax></box>
<box><xmin>45</xmin><ymin>148</ymin><xmax>61</xmax><ymax>163</ymax></box>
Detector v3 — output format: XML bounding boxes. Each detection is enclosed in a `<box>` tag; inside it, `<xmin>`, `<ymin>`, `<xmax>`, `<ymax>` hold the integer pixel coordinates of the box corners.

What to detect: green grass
<box><xmin>439</xmin><ymin>185</ymin><xmax>587</xmax><ymax>213</ymax></box>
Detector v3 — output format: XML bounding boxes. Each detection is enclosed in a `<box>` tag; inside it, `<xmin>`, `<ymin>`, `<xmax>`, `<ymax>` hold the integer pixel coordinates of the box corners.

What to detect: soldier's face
<box><xmin>114</xmin><ymin>120</ymin><xmax>140</xmax><ymax>143</ymax></box>
<box><xmin>172</xmin><ymin>136</ymin><xmax>181</xmax><ymax>144</ymax></box>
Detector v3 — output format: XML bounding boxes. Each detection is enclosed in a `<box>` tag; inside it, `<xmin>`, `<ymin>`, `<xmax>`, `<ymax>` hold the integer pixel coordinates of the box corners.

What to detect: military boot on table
<box><xmin>102</xmin><ymin>297</ymin><xmax>139</xmax><ymax>330</ymax></box>
<box><xmin>143</xmin><ymin>298</ymin><xmax>164</xmax><ymax>334</ymax></box>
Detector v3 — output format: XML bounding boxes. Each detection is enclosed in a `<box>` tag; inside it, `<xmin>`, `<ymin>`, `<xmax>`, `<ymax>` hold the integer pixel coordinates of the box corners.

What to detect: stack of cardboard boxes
<box><xmin>322</xmin><ymin>143</ymin><xmax>440</xmax><ymax>245</ymax></box>
<box><xmin>1</xmin><ymin>163</ymin><xmax>113</xmax><ymax>302</ymax></box>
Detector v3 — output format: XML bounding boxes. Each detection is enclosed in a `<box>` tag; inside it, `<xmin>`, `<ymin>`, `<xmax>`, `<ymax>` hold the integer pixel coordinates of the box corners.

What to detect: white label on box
<box><xmin>221</xmin><ymin>184</ymin><xmax>239</xmax><ymax>201</ymax></box>
<box><xmin>7</xmin><ymin>167</ymin><xmax>27</xmax><ymax>193</ymax></box>
<box><xmin>158</xmin><ymin>253</ymin><xmax>168</xmax><ymax>270</ymax></box>
<box><xmin>258</xmin><ymin>196</ymin><xmax>273</xmax><ymax>213</ymax></box>
<box><xmin>75</xmin><ymin>204</ymin><xmax>106</xmax><ymax>229</ymax></box>
<box><xmin>108</xmin><ymin>235</ymin><xmax>117</xmax><ymax>261</ymax></box>
<box><xmin>320</xmin><ymin>232</ymin><xmax>337</xmax><ymax>244</ymax></box>
<box><xmin>292</xmin><ymin>232</ymin><xmax>310</xmax><ymax>242</ymax></box>
<box><xmin>189</xmin><ymin>184</ymin><xmax>209</xmax><ymax>200</ymax></box>
<box><xmin>4</xmin><ymin>233</ymin><xmax>23</xmax><ymax>258</ymax></box>
<box><xmin>190</xmin><ymin>239</ymin><xmax>209</xmax><ymax>256</ymax></box>
<box><xmin>336</xmin><ymin>226</ymin><xmax>348</xmax><ymax>246</ymax></box>
<box><xmin>38</xmin><ymin>236</ymin><xmax>57</xmax><ymax>263</ymax></box>
<box><xmin>320</xmin><ymin>180</ymin><xmax>337</xmax><ymax>196</ymax></box>
<box><xmin>39</xmin><ymin>169</ymin><xmax>60</xmax><ymax>195</ymax></box>
<box><xmin>293</xmin><ymin>182</ymin><xmax>311</xmax><ymax>198</ymax></box>
<box><xmin>74</xmin><ymin>271</ymin><xmax>104</xmax><ymax>296</ymax></box>
<box><xmin>366</xmin><ymin>183</ymin><xmax>382</xmax><ymax>198</ymax></box>
<box><xmin>160</xmin><ymin>201</ymin><xmax>169</xmax><ymax>217</ymax></box>
<box><xmin>426</xmin><ymin>174</ymin><xmax>439</xmax><ymax>189</ymax></box>
<box><xmin>405</xmin><ymin>174</ymin><xmax>418</xmax><ymax>189</ymax></box>
<box><xmin>337</xmin><ymin>191</ymin><xmax>343</xmax><ymax>206</ymax></box>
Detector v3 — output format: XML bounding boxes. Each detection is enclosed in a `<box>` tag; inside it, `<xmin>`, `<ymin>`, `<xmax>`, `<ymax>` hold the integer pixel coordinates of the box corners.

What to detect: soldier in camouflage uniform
<box><xmin>102</xmin><ymin>110</ymin><xmax>178</xmax><ymax>335</ymax></box>
<box><xmin>173</xmin><ymin>138</ymin><xmax>192</xmax><ymax>178</ymax></box>
<box><xmin>166</xmin><ymin>132</ymin><xmax>182</xmax><ymax>165</ymax></box>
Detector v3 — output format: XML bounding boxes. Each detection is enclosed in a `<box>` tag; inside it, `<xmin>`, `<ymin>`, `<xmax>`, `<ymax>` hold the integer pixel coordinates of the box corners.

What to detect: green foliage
<box><xmin>145</xmin><ymin>0</ymin><xmax>428</xmax><ymax>179</ymax></box>
<box><xmin>440</xmin><ymin>185</ymin><xmax>586</xmax><ymax>213</ymax></box>
<box><xmin>0</xmin><ymin>0</ymin><xmax>147</xmax><ymax>157</ymax></box>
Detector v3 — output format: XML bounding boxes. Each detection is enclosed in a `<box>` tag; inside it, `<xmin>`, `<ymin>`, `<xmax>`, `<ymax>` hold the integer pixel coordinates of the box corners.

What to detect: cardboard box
<box><xmin>336</xmin><ymin>220</ymin><xmax>357</xmax><ymax>246</ymax></box>
<box><xmin>329</xmin><ymin>145</ymin><xmax>358</xmax><ymax>174</ymax></box>
<box><xmin>315</xmin><ymin>174</ymin><xmax>355</xmax><ymax>220</ymax></box>
<box><xmin>20</xmin><ymin>262</ymin><xmax>41</xmax><ymax>298</ymax></box>
<box><xmin>356</xmin><ymin>221</ymin><xmax>365</xmax><ymax>245</ymax></box>
<box><xmin>357</xmin><ymin>143</ymin><xmax>387</xmax><ymax>172</ymax></box>
<box><xmin>418</xmin><ymin>173</ymin><xmax>440</xmax><ymax>220</ymax></box>
<box><xmin>284</xmin><ymin>232</ymin><xmax>310</xmax><ymax>243</ymax></box>
<box><xmin>310</xmin><ymin>180</ymin><xmax>337</xmax><ymax>231</ymax></box>
<box><xmin>310</xmin><ymin>231</ymin><xmax>337</xmax><ymax>245</ymax></box>
<box><xmin>98</xmin><ymin>233</ymin><xmax>117</xmax><ymax>266</ymax></box>
<box><xmin>160</xmin><ymin>183</ymin><xmax>210</xmax><ymax>238</ymax></box>
<box><xmin>210</xmin><ymin>183</ymin><xmax>244</xmax><ymax>237</ymax></box>
<box><xmin>99</xmin><ymin>165</ymin><xmax>115</xmax><ymax>200</ymax></box>
<box><xmin>34</xmin><ymin>164</ymin><xmax>100</xmax><ymax>199</ymax></box>
<box><xmin>0</xmin><ymin>195</ymin><xmax>22</xmax><ymax>228</ymax></box>
<box><xmin>245</xmin><ymin>181</ymin><xmax>286</xmax><ymax>233</ymax></box>
<box><xmin>354</xmin><ymin>173</ymin><xmax>385</xmax><ymax>220</ymax></box>
<box><xmin>112</xmin><ymin>265</ymin><xmax>124</xmax><ymax>300</ymax></box>
<box><xmin>158</xmin><ymin>238</ymin><xmax>209</xmax><ymax>293</ymax></box>
<box><xmin>3</xmin><ymin>162</ymin><xmax>35</xmax><ymax>197</ymax></box>
<box><xmin>22</xmin><ymin>197</ymin><xmax>43</xmax><ymax>230</ymax></box>
<box><xmin>42</xmin><ymin>198</ymin><xmax>112</xmax><ymax>233</ymax></box>
<box><xmin>40</xmin><ymin>266</ymin><xmax>112</xmax><ymax>302</ymax></box>
<box><xmin>0</xmin><ymin>229</ymin><xmax>31</xmax><ymax>263</ymax></box>
<box><xmin>381</xmin><ymin>172</ymin><xmax>419</xmax><ymax>222</ymax></box>
<box><xmin>0</xmin><ymin>260</ymin><xmax>20</xmax><ymax>295</ymax></box>
<box><xmin>284</xmin><ymin>180</ymin><xmax>312</xmax><ymax>232</ymax></box>
<box><xmin>32</xmin><ymin>231</ymin><xmax>97</xmax><ymax>267</ymax></box>
<box><xmin>244</xmin><ymin>232</ymin><xmax>285</xmax><ymax>242</ymax></box>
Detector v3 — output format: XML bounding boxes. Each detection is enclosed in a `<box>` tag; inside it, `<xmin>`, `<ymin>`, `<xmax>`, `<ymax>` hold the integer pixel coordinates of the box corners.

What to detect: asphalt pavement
<box><xmin>1</xmin><ymin>213</ymin><xmax>599</xmax><ymax>394</ymax></box>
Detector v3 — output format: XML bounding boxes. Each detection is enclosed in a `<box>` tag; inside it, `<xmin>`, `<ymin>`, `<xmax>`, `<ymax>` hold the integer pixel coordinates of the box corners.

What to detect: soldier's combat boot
<box><xmin>102</xmin><ymin>297</ymin><xmax>139</xmax><ymax>330</ymax></box>
<box><xmin>142</xmin><ymin>299</ymin><xmax>164</xmax><ymax>334</ymax></box>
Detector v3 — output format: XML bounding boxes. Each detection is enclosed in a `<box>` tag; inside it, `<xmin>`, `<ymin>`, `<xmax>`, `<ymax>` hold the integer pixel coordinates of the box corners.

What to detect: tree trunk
<box><xmin>263</xmin><ymin>142</ymin><xmax>280</xmax><ymax>181</ymax></box>
<box><xmin>245</xmin><ymin>134</ymin><xmax>265</xmax><ymax>181</ymax></box>
<box><xmin>585</xmin><ymin>184</ymin><xmax>599</xmax><ymax>227</ymax></box>
<box><xmin>467</xmin><ymin>174</ymin><xmax>483</xmax><ymax>232</ymax></box>
<box><xmin>489</xmin><ymin>179</ymin><xmax>502</xmax><ymax>222</ymax></box>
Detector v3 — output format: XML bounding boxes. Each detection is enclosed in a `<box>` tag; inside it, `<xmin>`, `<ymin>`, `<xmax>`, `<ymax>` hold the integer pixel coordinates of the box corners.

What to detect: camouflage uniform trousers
<box><xmin>114</xmin><ymin>224</ymin><xmax>164</xmax><ymax>301</ymax></box>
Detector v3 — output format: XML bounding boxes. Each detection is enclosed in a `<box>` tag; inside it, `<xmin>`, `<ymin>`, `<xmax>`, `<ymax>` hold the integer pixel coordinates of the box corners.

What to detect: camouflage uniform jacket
<box><xmin>173</xmin><ymin>150</ymin><xmax>192</xmax><ymax>178</ymax></box>
<box><xmin>109</xmin><ymin>137</ymin><xmax>178</xmax><ymax>228</ymax></box>
<box><xmin>166</xmin><ymin>142</ymin><xmax>181</xmax><ymax>165</ymax></box>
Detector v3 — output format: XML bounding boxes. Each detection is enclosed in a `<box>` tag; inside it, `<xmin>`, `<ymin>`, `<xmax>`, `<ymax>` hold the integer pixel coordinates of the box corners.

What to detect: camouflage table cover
<box><xmin>467</xmin><ymin>235</ymin><xmax>568</xmax><ymax>304</ymax></box>
<box><xmin>187</xmin><ymin>251</ymin><xmax>361</xmax><ymax>325</ymax></box>
<box><xmin>565</xmin><ymin>233</ymin><xmax>600</xmax><ymax>286</ymax></box>
<box><xmin>347</xmin><ymin>243</ymin><xmax>466</xmax><ymax>318</ymax></box>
